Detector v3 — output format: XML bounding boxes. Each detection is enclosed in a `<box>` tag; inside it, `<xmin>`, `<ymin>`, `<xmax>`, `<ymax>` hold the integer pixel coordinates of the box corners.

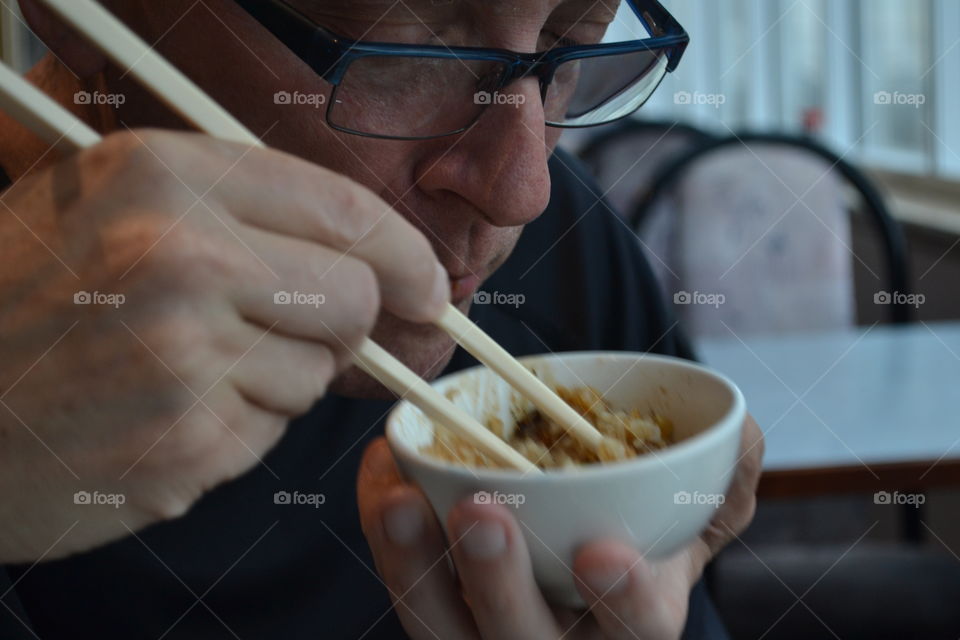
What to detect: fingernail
<box><xmin>460</xmin><ymin>520</ymin><xmax>506</xmax><ymax>560</ymax></box>
<box><xmin>581</xmin><ymin>567</ymin><xmax>631</xmax><ymax>597</ymax></box>
<box><xmin>383</xmin><ymin>500</ymin><xmax>423</xmax><ymax>546</ymax></box>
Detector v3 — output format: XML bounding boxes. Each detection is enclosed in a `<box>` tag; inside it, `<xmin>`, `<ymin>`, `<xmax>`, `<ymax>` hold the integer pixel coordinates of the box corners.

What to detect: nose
<box><xmin>412</xmin><ymin>77</ymin><xmax>552</xmax><ymax>228</ymax></box>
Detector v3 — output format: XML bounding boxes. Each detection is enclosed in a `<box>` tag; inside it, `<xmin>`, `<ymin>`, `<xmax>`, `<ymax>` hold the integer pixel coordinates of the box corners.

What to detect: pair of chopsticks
<box><xmin>0</xmin><ymin>0</ymin><xmax>608</xmax><ymax>472</ymax></box>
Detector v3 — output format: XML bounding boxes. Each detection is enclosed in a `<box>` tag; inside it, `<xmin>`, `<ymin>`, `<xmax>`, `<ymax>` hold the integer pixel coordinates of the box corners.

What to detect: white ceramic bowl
<box><xmin>386</xmin><ymin>352</ymin><xmax>745</xmax><ymax>608</ymax></box>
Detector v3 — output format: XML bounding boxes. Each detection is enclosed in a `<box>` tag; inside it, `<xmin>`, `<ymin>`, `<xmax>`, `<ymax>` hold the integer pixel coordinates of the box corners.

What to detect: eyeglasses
<box><xmin>234</xmin><ymin>0</ymin><xmax>688</xmax><ymax>140</ymax></box>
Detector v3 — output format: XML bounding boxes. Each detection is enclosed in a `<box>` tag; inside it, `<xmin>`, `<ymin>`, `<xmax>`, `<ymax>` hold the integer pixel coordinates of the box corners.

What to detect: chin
<box><xmin>328</xmin><ymin>301</ymin><xmax>470</xmax><ymax>399</ymax></box>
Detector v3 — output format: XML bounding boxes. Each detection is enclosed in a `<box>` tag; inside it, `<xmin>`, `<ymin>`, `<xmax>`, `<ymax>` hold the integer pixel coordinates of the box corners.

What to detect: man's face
<box><xmin>106</xmin><ymin>0</ymin><xmax>616</xmax><ymax>396</ymax></box>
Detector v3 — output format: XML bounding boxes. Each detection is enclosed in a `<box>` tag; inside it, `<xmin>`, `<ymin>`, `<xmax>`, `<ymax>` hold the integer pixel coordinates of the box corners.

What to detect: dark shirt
<box><xmin>0</xmin><ymin>150</ymin><xmax>725</xmax><ymax>639</ymax></box>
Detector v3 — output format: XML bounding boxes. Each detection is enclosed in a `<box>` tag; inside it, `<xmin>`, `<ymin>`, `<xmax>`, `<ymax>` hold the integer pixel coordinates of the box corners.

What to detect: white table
<box><xmin>697</xmin><ymin>322</ymin><xmax>960</xmax><ymax>496</ymax></box>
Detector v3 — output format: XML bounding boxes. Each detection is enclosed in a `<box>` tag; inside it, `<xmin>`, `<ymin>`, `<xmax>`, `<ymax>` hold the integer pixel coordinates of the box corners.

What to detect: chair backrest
<box><xmin>577</xmin><ymin>119</ymin><xmax>715</xmax><ymax>220</ymax></box>
<box><xmin>661</xmin><ymin>145</ymin><xmax>856</xmax><ymax>336</ymax></box>
<box><xmin>629</xmin><ymin>133</ymin><xmax>912</xmax><ymax>337</ymax></box>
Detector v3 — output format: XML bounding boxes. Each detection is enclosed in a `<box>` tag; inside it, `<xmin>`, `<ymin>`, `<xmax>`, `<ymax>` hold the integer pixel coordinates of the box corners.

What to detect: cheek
<box><xmin>480</xmin><ymin>224</ymin><xmax>525</xmax><ymax>274</ymax></box>
<box><xmin>498</xmin><ymin>224</ymin><xmax>524</xmax><ymax>254</ymax></box>
<box><xmin>322</xmin><ymin>135</ymin><xmax>415</xmax><ymax>197</ymax></box>
<box><xmin>545</xmin><ymin>128</ymin><xmax>564</xmax><ymax>155</ymax></box>
<box><xmin>327</xmin><ymin>57</ymin><xmax>474</xmax><ymax>139</ymax></box>
<box><xmin>269</xmin><ymin>114</ymin><xmax>413</xmax><ymax>199</ymax></box>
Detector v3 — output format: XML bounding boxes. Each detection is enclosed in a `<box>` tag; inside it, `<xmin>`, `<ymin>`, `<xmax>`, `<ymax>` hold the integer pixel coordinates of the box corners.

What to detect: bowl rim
<box><xmin>386</xmin><ymin>351</ymin><xmax>746</xmax><ymax>482</ymax></box>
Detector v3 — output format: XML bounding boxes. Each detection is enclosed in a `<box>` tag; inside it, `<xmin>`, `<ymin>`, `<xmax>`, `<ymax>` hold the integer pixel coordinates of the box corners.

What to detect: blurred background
<box><xmin>562</xmin><ymin>2</ymin><xmax>960</xmax><ymax>639</ymax></box>
<box><xmin>3</xmin><ymin>1</ymin><xmax>959</xmax><ymax>638</ymax></box>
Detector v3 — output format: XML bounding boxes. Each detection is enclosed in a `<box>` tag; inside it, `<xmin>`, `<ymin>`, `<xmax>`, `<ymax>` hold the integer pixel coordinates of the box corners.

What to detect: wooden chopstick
<box><xmin>353</xmin><ymin>341</ymin><xmax>539</xmax><ymax>470</ymax></box>
<box><xmin>0</xmin><ymin>63</ymin><xmax>100</xmax><ymax>151</ymax></box>
<box><xmin>33</xmin><ymin>0</ymin><xmax>606</xmax><ymax>458</ymax></box>
<box><xmin>0</xmin><ymin>61</ymin><xmax>539</xmax><ymax>474</ymax></box>
<box><xmin>436</xmin><ymin>307</ymin><xmax>605</xmax><ymax>449</ymax></box>
<box><xmin>37</xmin><ymin>0</ymin><xmax>257</xmax><ymax>146</ymax></box>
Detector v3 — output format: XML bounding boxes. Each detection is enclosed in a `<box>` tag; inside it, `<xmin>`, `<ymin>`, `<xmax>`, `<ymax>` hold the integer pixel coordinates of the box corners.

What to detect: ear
<box><xmin>17</xmin><ymin>0</ymin><xmax>108</xmax><ymax>77</ymax></box>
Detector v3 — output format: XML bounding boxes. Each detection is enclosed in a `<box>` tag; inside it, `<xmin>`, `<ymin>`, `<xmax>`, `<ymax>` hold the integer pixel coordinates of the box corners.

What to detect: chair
<box><xmin>576</xmin><ymin>129</ymin><xmax>939</xmax><ymax>639</ymax></box>
<box><xmin>629</xmin><ymin>132</ymin><xmax>913</xmax><ymax>332</ymax></box>
<box><xmin>576</xmin><ymin>118</ymin><xmax>715</xmax><ymax>222</ymax></box>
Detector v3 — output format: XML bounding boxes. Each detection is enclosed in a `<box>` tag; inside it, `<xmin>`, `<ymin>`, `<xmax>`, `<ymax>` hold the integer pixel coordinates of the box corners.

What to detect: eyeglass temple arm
<box><xmin>630</xmin><ymin>0</ymin><xmax>683</xmax><ymax>36</ymax></box>
<box><xmin>233</xmin><ymin>0</ymin><xmax>341</xmax><ymax>78</ymax></box>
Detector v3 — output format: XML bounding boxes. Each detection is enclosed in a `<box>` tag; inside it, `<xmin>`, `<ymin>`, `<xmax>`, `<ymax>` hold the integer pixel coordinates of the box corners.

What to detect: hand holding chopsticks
<box><xmin>1</xmin><ymin>0</ymin><xmax>609</xmax><ymax>471</ymax></box>
<box><xmin>0</xmin><ymin>62</ymin><xmax>539</xmax><ymax>473</ymax></box>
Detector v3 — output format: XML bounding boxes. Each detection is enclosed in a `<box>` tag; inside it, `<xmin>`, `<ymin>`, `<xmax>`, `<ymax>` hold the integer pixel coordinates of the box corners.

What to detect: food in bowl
<box><xmin>422</xmin><ymin>385</ymin><xmax>674</xmax><ymax>470</ymax></box>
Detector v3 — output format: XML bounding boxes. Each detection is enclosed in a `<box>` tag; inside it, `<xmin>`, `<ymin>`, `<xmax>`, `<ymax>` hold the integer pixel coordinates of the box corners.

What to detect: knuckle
<box><xmin>282</xmin><ymin>366</ymin><xmax>330</xmax><ymax>416</ymax></box>
<box><xmin>138</xmin><ymin>309</ymin><xmax>211</xmax><ymax>380</ymax></box>
<box><xmin>466</xmin><ymin>583</ymin><xmax>524</xmax><ymax>618</ymax></box>
<box><xmin>324</xmin><ymin>178</ymin><xmax>378</xmax><ymax>244</ymax></box>
<box><xmin>381</xmin><ymin>566</ymin><xmax>421</xmax><ymax>600</ymax></box>
<box><xmin>754</xmin><ymin>430</ymin><xmax>767</xmax><ymax>461</ymax></box>
<box><xmin>137</xmin><ymin>221</ymin><xmax>239</xmax><ymax>289</ymax></box>
<box><xmin>91</xmin><ymin>129</ymin><xmax>165</xmax><ymax>179</ymax></box>
<box><xmin>88</xmin><ymin>130</ymin><xmax>196</xmax><ymax>208</ymax></box>
<box><xmin>309</xmin><ymin>347</ymin><xmax>336</xmax><ymax>396</ymax></box>
<box><xmin>151</xmin><ymin>222</ymin><xmax>212</xmax><ymax>269</ymax></box>
<box><xmin>132</xmin><ymin>403</ymin><xmax>268</xmax><ymax>523</ymax></box>
<box><xmin>111</xmin><ymin>128</ymin><xmax>181</xmax><ymax>162</ymax></box>
<box><xmin>102</xmin><ymin>213</ymin><xmax>174</xmax><ymax>273</ymax></box>
<box><xmin>86</xmin><ymin>129</ymin><xmax>144</xmax><ymax>166</ymax></box>
<box><xmin>148</xmin><ymin>407</ymin><xmax>230</xmax><ymax>479</ymax></box>
<box><xmin>117</xmin><ymin>417</ymin><xmax>215</xmax><ymax>521</ymax></box>
<box><xmin>143</xmin><ymin>487</ymin><xmax>197</xmax><ymax>522</ymax></box>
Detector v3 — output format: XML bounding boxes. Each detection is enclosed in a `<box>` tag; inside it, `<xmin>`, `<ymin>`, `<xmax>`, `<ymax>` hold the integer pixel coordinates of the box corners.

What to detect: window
<box><xmin>859</xmin><ymin>0</ymin><xmax>932</xmax><ymax>172</ymax></box>
<box><xmin>640</xmin><ymin>0</ymin><xmax>960</xmax><ymax>180</ymax></box>
<box><xmin>779</xmin><ymin>0</ymin><xmax>828</xmax><ymax>136</ymax></box>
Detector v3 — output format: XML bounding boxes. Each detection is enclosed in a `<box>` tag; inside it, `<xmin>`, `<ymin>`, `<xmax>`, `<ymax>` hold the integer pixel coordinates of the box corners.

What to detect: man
<box><xmin>0</xmin><ymin>0</ymin><xmax>763</xmax><ymax>637</ymax></box>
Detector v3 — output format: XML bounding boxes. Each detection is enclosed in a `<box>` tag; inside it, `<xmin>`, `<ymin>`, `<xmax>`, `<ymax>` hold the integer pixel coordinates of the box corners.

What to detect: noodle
<box><xmin>422</xmin><ymin>386</ymin><xmax>673</xmax><ymax>470</ymax></box>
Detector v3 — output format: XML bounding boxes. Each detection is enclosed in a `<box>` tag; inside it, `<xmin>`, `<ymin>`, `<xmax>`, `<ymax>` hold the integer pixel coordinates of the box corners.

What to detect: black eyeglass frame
<box><xmin>234</xmin><ymin>0</ymin><xmax>690</xmax><ymax>140</ymax></box>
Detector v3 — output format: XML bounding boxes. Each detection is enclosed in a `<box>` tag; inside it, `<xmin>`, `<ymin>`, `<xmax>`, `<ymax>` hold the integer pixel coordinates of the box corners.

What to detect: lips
<box><xmin>447</xmin><ymin>270</ymin><xmax>483</xmax><ymax>304</ymax></box>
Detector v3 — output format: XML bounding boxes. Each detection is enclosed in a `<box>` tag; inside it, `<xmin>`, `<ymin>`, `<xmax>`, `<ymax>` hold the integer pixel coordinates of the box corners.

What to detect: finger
<box><xmin>573</xmin><ymin>539</ymin><xmax>688</xmax><ymax>640</ymax></box>
<box><xmin>357</xmin><ymin>439</ymin><xmax>479</xmax><ymax>640</ymax></box>
<box><xmin>207</xmin><ymin>142</ymin><xmax>449</xmax><ymax>322</ymax></box>
<box><xmin>227</xmin><ymin>323</ymin><xmax>336</xmax><ymax>416</ymax></box>
<box><xmin>731</xmin><ymin>414</ymin><xmax>764</xmax><ymax>508</ymax></box>
<box><xmin>175</xmin><ymin>382</ymin><xmax>288</xmax><ymax>486</ymax></box>
<box><xmin>446</xmin><ymin>500</ymin><xmax>561</xmax><ymax>640</ymax></box>
<box><xmin>698</xmin><ymin>415</ymin><xmax>765</xmax><ymax>560</ymax></box>
<box><xmin>225</xmin><ymin>225</ymin><xmax>382</xmax><ymax>351</ymax></box>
